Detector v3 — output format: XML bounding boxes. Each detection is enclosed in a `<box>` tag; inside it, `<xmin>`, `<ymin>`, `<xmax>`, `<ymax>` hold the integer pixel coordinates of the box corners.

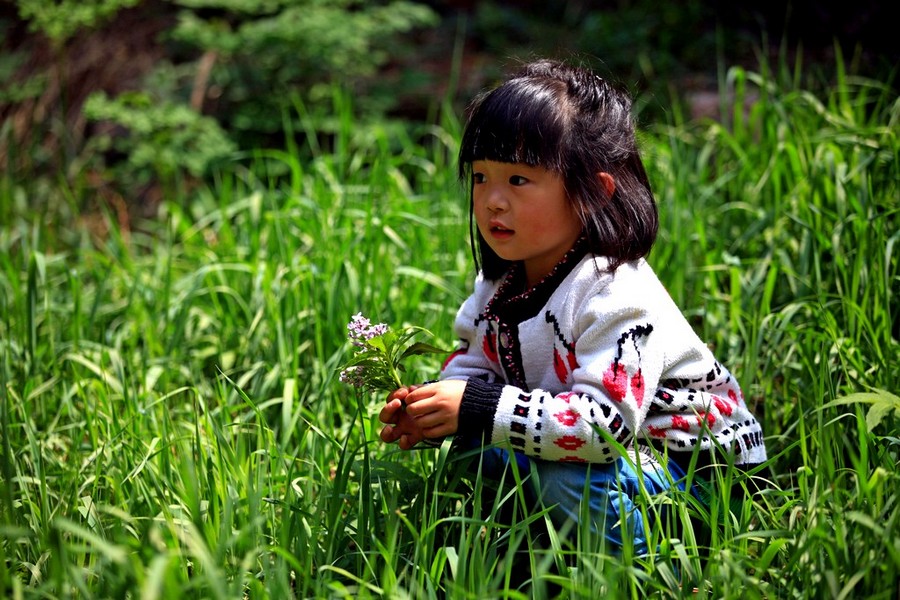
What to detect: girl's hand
<box><xmin>379</xmin><ymin>386</ymin><xmax>425</xmax><ymax>450</ymax></box>
<box><xmin>403</xmin><ymin>380</ymin><xmax>466</xmax><ymax>439</ymax></box>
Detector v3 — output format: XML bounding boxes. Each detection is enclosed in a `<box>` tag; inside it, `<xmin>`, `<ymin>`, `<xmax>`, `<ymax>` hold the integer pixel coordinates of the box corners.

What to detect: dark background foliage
<box><xmin>1</xmin><ymin>0</ymin><xmax>896</xmax><ymax>217</ymax></box>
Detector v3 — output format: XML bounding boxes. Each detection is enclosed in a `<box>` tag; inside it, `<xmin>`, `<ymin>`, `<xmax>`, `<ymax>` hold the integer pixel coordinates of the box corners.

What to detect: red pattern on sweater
<box><xmin>713</xmin><ymin>396</ymin><xmax>733</xmax><ymax>416</ymax></box>
<box><xmin>671</xmin><ymin>415</ymin><xmax>691</xmax><ymax>431</ymax></box>
<box><xmin>553</xmin><ymin>408</ymin><xmax>580</xmax><ymax>426</ymax></box>
<box><xmin>483</xmin><ymin>330</ymin><xmax>498</xmax><ymax>363</ymax></box>
<box><xmin>554</xmin><ymin>435</ymin><xmax>586</xmax><ymax>451</ymax></box>
<box><xmin>630</xmin><ymin>370</ymin><xmax>645</xmax><ymax>407</ymax></box>
<box><xmin>442</xmin><ymin>348</ymin><xmax>467</xmax><ymax>371</ymax></box>
<box><xmin>603</xmin><ymin>362</ymin><xmax>628</xmax><ymax>402</ymax></box>
<box><xmin>553</xmin><ymin>348</ymin><xmax>568</xmax><ymax>383</ymax></box>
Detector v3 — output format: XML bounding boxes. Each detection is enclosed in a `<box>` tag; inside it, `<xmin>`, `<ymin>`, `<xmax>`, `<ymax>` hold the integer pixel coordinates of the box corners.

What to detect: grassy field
<box><xmin>1</xmin><ymin>58</ymin><xmax>898</xmax><ymax>598</ymax></box>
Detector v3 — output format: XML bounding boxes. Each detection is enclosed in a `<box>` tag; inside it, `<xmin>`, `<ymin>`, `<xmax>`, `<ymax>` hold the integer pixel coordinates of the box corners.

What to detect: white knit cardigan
<box><xmin>441</xmin><ymin>251</ymin><xmax>767</xmax><ymax>467</ymax></box>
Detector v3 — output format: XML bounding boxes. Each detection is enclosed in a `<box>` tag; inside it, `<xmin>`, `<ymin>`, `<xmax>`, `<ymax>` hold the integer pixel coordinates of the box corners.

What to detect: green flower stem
<box><xmin>388</xmin><ymin>361</ymin><xmax>403</xmax><ymax>391</ymax></box>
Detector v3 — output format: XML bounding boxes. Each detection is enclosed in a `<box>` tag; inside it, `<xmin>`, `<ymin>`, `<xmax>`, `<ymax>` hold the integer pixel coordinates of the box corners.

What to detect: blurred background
<box><xmin>1</xmin><ymin>0</ymin><xmax>896</xmax><ymax>220</ymax></box>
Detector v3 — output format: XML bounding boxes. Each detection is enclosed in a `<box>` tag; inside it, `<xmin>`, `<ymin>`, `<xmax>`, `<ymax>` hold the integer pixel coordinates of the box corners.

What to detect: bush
<box><xmin>7</xmin><ymin>0</ymin><xmax>439</xmax><ymax>210</ymax></box>
<box><xmin>164</xmin><ymin>0</ymin><xmax>439</xmax><ymax>146</ymax></box>
<box><xmin>83</xmin><ymin>90</ymin><xmax>237</xmax><ymax>188</ymax></box>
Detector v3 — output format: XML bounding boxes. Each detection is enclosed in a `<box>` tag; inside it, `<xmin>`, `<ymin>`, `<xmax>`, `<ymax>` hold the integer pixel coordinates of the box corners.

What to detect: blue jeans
<box><xmin>459</xmin><ymin>442</ymin><xmax>687</xmax><ymax>555</ymax></box>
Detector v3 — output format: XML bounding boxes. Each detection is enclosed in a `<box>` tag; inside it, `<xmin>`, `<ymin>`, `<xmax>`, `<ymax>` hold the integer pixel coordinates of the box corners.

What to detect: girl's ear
<box><xmin>597</xmin><ymin>172</ymin><xmax>616</xmax><ymax>199</ymax></box>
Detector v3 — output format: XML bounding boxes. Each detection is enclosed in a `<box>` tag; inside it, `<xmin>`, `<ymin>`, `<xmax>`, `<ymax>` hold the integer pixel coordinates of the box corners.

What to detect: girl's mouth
<box><xmin>489</xmin><ymin>225</ymin><xmax>514</xmax><ymax>239</ymax></box>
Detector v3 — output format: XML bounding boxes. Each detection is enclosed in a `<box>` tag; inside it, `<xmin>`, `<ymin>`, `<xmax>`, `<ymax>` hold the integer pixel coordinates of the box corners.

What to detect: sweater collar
<box><xmin>485</xmin><ymin>237</ymin><xmax>590</xmax><ymax>323</ymax></box>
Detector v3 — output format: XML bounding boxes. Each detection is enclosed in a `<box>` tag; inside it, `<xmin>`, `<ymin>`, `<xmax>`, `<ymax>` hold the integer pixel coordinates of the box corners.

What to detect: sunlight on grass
<box><xmin>1</xmin><ymin>56</ymin><xmax>897</xmax><ymax>598</ymax></box>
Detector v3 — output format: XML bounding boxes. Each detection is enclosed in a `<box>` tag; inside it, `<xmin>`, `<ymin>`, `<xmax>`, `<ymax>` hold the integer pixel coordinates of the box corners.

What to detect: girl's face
<box><xmin>472</xmin><ymin>160</ymin><xmax>582</xmax><ymax>287</ymax></box>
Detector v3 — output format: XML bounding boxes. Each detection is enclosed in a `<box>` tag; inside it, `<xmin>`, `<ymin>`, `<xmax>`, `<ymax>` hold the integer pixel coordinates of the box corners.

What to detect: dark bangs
<box><xmin>458</xmin><ymin>78</ymin><xmax>569</xmax><ymax>178</ymax></box>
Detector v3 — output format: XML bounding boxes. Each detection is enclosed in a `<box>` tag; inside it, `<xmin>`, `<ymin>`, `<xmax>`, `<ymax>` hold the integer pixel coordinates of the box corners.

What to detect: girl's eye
<box><xmin>473</xmin><ymin>172</ymin><xmax>485</xmax><ymax>184</ymax></box>
<box><xmin>509</xmin><ymin>175</ymin><xmax>528</xmax><ymax>186</ymax></box>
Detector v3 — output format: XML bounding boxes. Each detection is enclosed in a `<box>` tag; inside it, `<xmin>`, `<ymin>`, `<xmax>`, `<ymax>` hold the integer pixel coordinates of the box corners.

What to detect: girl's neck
<box><xmin>508</xmin><ymin>237</ymin><xmax>589</xmax><ymax>293</ymax></box>
<box><xmin>524</xmin><ymin>237</ymin><xmax>588</xmax><ymax>289</ymax></box>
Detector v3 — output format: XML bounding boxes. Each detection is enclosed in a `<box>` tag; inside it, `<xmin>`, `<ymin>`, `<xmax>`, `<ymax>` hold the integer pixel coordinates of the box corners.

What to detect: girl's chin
<box><xmin>490</xmin><ymin>250</ymin><xmax>519</xmax><ymax>262</ymax></box>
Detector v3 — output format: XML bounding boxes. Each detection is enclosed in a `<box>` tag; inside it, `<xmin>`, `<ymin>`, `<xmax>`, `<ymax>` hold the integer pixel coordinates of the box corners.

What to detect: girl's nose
<box><xmin>485</xmin><ymin>187</ymin><xmax>508</xmax><ymax>212</ymax></box>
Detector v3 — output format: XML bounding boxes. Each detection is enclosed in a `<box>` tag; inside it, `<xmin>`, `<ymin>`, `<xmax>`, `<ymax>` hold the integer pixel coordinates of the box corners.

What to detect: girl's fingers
<box><xmin>411</xmin><ymin>411</ymin><xmax>446</xmax><ymax>430</ymax></box>
<box><xmin>380</xmin><ymin>425</ymin><xmax>400</xmax><ymax>443</ymax></box>
<box><xmin>422</xmin><ymin>424</ymin><xmax>450</xmax><ymax>438</ymax></box>
<box><xmin>379</xmin><ymin>398</ymin><xmax>405</xmax><ymax>424</ymax></box>
<box><xmin>378</xmin><ymin>405</ymin><xmax>396</xmax><ymax>425</ymax></box>
<box><xmin>404</xmin><ymin>396</ymin><xmax>446</xmax><ymax>417</ymax></box>
<box><xmin>387</xmin><ymin>387</ymin><xmax>410</xmax><ymax>403</ymax></box>
<box><xmin>404</xmin><ymin>383</ymin><xmax>439</xmax><ymax>404</ymax></box>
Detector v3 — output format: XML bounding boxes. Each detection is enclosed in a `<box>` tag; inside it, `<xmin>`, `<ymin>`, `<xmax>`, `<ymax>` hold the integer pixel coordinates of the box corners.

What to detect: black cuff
<box><xmin>457</xmin><ymin>377</ymin><xmax>504</xmax><ymax>438</ymax></box>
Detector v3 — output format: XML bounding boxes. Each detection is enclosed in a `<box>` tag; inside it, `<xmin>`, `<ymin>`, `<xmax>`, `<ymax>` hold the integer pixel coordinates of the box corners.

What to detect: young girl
<box><xmin>379</xmin><ymin>59</ymin><xmax>767</xmax><ymax>552</ymax></box>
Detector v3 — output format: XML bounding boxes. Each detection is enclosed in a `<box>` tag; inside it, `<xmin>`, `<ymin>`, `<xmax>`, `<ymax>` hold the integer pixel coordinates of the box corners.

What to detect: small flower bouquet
<box><xmin>338</xmin><ymin>313</ymin><xmax>445</xmax><ymax>393</ymax></box>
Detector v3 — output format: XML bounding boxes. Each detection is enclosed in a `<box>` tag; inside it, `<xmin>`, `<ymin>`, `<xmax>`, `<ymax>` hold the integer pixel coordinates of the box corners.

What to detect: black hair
<box><xmin>458</xmin><ymin>59</ymin><xmax>659</xmax><ymax>280</ymax></box>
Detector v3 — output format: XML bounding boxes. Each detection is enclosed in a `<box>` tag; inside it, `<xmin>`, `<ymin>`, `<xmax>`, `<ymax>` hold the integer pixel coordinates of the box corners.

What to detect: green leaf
<box><xmin>828</xmin><ymin>389</ymin><xmax>900</xmax><ymax>432</ymax></box>
<box><xmin>365</xmin><ymin>336</ymin><xmax>389</xmax><ymax>353</ymax></box>
<box><xmin>400</xmin><ymin>341</ymin><xmax>447</xmax><ymax>360</ymax></box>
<box><xmin>54</xmin><ymin>517</ymin><xmax>128</xmax><ymax>564</ymax></box>
<box><xmin>866</xmin><ymin>402</ymin><xmax>900</xmax><ymax>433</ymax></box>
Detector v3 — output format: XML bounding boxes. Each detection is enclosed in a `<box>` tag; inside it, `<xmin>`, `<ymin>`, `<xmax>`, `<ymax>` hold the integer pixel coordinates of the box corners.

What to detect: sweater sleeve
<box><xmin>480</xmin><ymin>291</ymin><xmax>663</xmax><ymax>464</ymax></box>
<box><xmin>439</xmin><ymin>280</ymin><xmax>505</xmax><ymax>385</ymax></box>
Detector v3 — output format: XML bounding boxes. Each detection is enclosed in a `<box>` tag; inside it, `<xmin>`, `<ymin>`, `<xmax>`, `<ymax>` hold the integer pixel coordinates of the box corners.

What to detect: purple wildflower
<box><xmin>339</xmin><ymin>366</ymin><xmax>366</xmax><ymax>388</ymax></box>
<box><xmin>339</xmin><ymin>312</ymin><xmax>443</xmax><ymax>392</ymax></box>
<box><xmin>347</xmin><ymin>312</ymin><xmax>389</xmax><ymax>347</ymax></box>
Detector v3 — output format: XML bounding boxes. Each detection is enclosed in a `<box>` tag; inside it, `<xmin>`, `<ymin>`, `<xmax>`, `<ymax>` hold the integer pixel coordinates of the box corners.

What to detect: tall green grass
<box><xmin>1</xmin><ymin>58</ymin><xmax>898</xmax><ymax>598</ymax></box>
